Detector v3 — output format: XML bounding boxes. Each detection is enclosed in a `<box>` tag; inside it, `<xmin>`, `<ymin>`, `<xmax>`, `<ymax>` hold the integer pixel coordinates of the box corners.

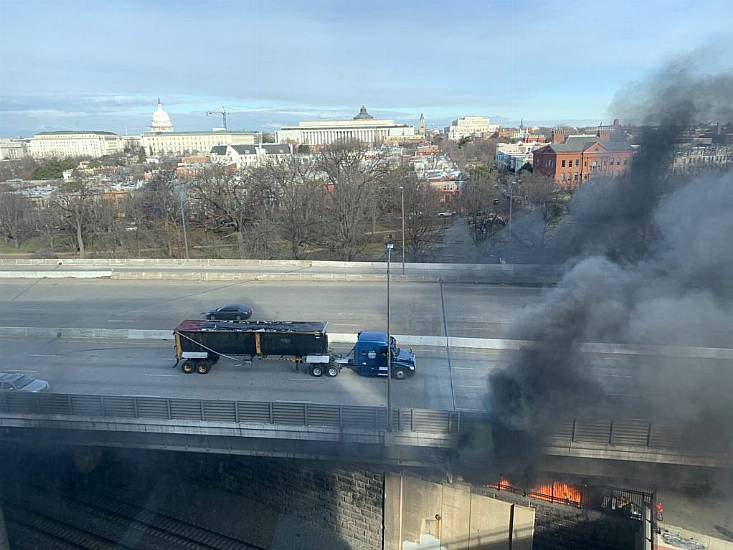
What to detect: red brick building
<box><xmin>533</xmin><ymin>136</ymin><xmax>633</xmax><ymax>189</ymax></box>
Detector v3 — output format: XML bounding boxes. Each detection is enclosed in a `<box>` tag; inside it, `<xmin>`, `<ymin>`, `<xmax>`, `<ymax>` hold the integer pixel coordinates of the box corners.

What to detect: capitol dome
<box><xmin>151</xmin><ymin>99</ymin><xmax>173</xmax><ymax>133</ymax></box>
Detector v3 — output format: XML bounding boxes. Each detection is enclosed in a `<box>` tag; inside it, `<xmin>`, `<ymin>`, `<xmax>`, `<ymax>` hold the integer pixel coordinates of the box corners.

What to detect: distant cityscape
<box><xmin>0</xmin><ymin>96</ymin><xmax>731</xmax><ymax>264</ymax></box>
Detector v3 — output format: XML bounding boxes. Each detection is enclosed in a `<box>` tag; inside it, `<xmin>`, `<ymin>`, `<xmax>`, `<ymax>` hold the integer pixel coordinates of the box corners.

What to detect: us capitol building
<box><xmin>140</xmin><ymin>100</ymin><xmax>255</xmax><ymax>156</ymax></box>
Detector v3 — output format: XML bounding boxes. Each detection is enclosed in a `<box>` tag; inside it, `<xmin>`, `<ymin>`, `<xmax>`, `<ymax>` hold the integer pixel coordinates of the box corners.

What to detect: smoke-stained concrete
<box><xmin>484</xmin><ymin>54</ymin><xmax>733</xmax><ymax>480</ymax></box>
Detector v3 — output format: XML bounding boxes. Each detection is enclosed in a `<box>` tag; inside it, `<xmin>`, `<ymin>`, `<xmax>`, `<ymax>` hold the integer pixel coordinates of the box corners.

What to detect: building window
<box><xmin>561</xmin><ymin>160</ymin><xmax>566</xmax><ymax>167</ymax></box>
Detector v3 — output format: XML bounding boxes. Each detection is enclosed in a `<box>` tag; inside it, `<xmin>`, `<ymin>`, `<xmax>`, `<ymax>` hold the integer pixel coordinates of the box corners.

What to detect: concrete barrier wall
<box><xmin>384</xmin><ymin>472</ymin><xmax>535</xmax><ymax>550</ymax></box>
<box><xmin>0</xmin><ymin>258</ymin><xmax>565</xmax><ymax>284</ymax></box>
<box><xmin>0</xmin><ymin>271</ymin><xmax>113</xmax><ymax>279</ymax></box>
<box><xmin>0</xmin><ymin>257</ymin><xmax>561</xmax><ymax>272</ymax></box>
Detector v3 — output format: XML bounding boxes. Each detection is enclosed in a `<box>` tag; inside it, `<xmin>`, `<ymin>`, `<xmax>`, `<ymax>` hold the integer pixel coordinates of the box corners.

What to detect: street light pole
<box><xmin>386</xmin><ymin>240</ymin><xmax>394</xmax><ymax>431</ymax></box>
<box><xmin>508</xmin><ymin>179</ymin><xmax>515</xmax><ymax>233</ymax></box>
<box><xmin>400</xmin><ymin>186</ymin><xmax>405</xmax><ymax>276</ymax></box>
<box><xmin>178</xmin><ymin>187</ymin><xmax>190</xmax><ymax>260</ymax></box>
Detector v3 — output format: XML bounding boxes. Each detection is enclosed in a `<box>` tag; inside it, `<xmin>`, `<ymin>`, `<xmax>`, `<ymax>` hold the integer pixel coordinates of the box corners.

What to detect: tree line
<box><xmin>0</xmin><ymin>142</ymin><xmax>446</xmax><ymax>261</ymax></box>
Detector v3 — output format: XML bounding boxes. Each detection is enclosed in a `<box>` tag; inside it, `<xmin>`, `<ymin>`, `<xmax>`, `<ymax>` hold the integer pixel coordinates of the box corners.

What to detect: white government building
<box><xmin>210</xmin><ymin>143</ymin><xmax>292</xmax><ymax>168</ymax></box>
<box><xmin>446</xmin><ymin>116</ymin><xmax>499</xmax><ymax>141</ymax></box>
<box><xmin>141</xmin><ymin>100</ymin><xmax>255</xmax><ymax>156</ymax></box>
<box><xmin>0</xmin><ymin>138</ymin><xmax>30</xmax><ymax>160</ymax></box>
<box><xmin>29</xmin><ymin>131</ymin><xmax>124</xmax><ymax>158</ymax></box>
<box><xmin>276</xmin><ymin>106</ymin><xmax>415</xmax><ymax>146</ymax></box>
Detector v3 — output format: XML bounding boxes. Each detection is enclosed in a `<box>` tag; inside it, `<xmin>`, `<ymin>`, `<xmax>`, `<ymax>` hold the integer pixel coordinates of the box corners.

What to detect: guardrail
<box><xmin>0</xmin><ymin>393</ymin><xmax>728</xmax><ymax>464</ymax></box>
<box><xmin>549</xmin><ymin>418</ymin><xmax>686</xmax><ymax>450</ymax></box>
<box><xmin>0</xmin><ymin>392</ymin><xmax>462</xmax><ymax>435</ymax></box>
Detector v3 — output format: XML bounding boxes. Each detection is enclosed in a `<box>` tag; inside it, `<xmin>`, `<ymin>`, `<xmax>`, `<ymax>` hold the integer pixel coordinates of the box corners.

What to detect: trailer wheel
<box><xmin>197</xmin><ymin>362</ymin><xmax>211</xmax><ymax>375</ymax></box>
<box><xmin>326</xmin><ymin>365</ymin><xmax>339</xmax><ymax>377</ymax></box>
<box><xmin>182</xmin><ymin>361</ymin><xmax>194</xmax><ymax>374</ymax></box>
<box><xmin>309</xmin><ymin>365</ymin><xmax>323</xmax><ymax>377</ymax></box>
<box><xmin>393</xmin><ymin>368</ymin><xmax>406</xmax><ymax>380</ymax></box>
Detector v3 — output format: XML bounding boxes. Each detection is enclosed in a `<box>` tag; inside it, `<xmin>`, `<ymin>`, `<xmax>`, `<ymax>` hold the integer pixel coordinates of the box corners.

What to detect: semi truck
<box><xmin>173</xmin><ymin>319</ymin><xmax>416</xmax><ymax>379</ymax></box>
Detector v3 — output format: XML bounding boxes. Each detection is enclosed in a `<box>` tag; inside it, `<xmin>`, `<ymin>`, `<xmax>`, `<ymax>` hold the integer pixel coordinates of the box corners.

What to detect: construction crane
<box><xmin>206</xmin><ymin>107</ymin><xmax>229</xmax><ymax>131</ymax></box>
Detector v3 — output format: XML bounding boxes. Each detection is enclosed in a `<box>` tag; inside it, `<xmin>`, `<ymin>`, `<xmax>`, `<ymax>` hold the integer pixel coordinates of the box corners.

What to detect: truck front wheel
<box><xmin>310</xmin><ymin>365</ymin><xmax>323</xmax><ymax>377</ymax></box>
<box><xmin>393</xmin><ymin>368</ymin><xmax>406</xmax><ymax>380</ymax></box>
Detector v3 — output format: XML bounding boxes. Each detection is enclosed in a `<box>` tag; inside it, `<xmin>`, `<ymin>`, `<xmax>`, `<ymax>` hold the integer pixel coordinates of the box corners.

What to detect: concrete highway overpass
<box><xmin>0</xmin><ymin>391</ymin><xmax>730</xmax><ymax>471</ymax></box>
<box><xmin>0</xmin><ymin>265</ymin><xmax>731</xmax><ymax>475</ymax></box>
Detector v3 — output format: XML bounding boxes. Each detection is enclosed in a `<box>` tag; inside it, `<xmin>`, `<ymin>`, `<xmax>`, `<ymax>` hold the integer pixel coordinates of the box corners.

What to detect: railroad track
<box><xmin>2</xmin><ymin>488</ymin><xmax>265</xmax><ymax>550</ymax></box>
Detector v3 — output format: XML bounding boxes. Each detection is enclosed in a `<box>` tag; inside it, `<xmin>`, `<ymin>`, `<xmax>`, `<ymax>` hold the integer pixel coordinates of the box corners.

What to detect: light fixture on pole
<box><xmin>386</xmin><ymin>237</ymin><xmax>394</xmax><ymax>431</ymax></box>
<box><xmin>400</xmin><ymin>186</ymin><xmax>405</xmax><ymax>276</ymax></box>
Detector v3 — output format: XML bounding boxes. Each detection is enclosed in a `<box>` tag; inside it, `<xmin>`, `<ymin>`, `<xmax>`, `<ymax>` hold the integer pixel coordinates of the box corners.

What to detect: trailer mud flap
<box><xmin>174</xmin><ymin>332</ymin><xmax>183</xmax><ymax>360</ymax></box>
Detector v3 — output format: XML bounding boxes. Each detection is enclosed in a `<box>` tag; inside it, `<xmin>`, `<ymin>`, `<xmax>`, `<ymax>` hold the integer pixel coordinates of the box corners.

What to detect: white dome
<box><xmin>151</xmin><ymin>100</ymin><xmax>173</xmax><ymax>132</ymax></box>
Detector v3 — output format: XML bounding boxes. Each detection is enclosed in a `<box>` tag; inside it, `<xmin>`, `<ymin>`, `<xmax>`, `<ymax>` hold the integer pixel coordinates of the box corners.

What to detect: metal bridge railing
<box><xmin>0</xmin><ymin>392</ymin><xmax>463</xmax><ymax>435</ymax></box>
<box><xmin>0</xmin><ymin>392</ymin><xmax>708</xmax><ymax>455</ymax></box>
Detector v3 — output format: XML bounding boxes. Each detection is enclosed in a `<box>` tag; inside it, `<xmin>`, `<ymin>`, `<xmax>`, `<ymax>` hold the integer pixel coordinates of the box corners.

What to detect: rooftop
<box><xmin>35</xmin><ymin>131</ymin><xmax>119</xmax><ymax>136</ymax></box>
<box><xmin>143</xmin><ymin>131</ymin><xmax>254</xmax><ymax>136</ymax></box>
<box><xmin>358</xmin><ymin>331</ymin><xmax>388</xmax><ymax>344</ymax></box>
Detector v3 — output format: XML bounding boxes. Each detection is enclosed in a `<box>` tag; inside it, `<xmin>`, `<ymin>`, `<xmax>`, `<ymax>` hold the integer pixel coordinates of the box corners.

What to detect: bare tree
<box><xmin>317</xmin><ymin>141</ymin><xmax>387</xmax><ymax>261</ymax></box>
<box><xmin>33</xmin><ymin>204</ymin><xmax>64</xmax><ymax>255</ymax></box>
<box><xmin>192</xmin><ymin>165</ymin><xmax>274</xmax><ymax>259</ymax></box>
<box><xmin>386</xmin><ymin>169</ymin><xmax>443</xmax><ymax>260</ymax></box>
<box><xmin>55</xmin><ymin>179</ymin><xmax>97</xmax><ymax>258</ymax></box>
<box><xmin>522</xmin><ymin>172</ymin><xmax>562</xmax><ymax>248</ymax></box>
<box><xmin>458</xmin><ymin>168</ymin><xmax>502</xmax><ymax>244</ymax></box>
<box><xmin>0</xmin><ymin>192</ymin><xmax>34</xmax><ymax>249</ymax></box>
<box><xmin>125</xmin><ymin>171</ymin><xmax>182</xmax><ymax>257</ymax></box>
<box><xmin>256</xmin><ymin>157</ymin><xmax>322</xmax><ymax>259</ymax></box>
<box><xmin>443</xmin><ymin>137</ymin><xmax>497</xmax><ymax>172</ymax></box>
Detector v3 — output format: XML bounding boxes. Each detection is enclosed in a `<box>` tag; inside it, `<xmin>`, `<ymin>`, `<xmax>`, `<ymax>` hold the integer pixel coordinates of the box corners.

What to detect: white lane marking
<box><xmin>287</xmin><ymin>378</ymin><xmax>322</xmax><ymax>381</ymax></box>
<box><xmin>30</xmin><ymin>354</ymin><xmax>60</xmax><ymax>357</ymax></box>
<box><xmin>9</xmin><ymin>369</ymin><xmax>39</xmax><ymax>373</ymax></box>
<box><xmin>455</xmin><ymin>384</ymin><xmax>483</xmax><ymax>389</ymax></box>
<box><xmin>107</xmin><ymin>320</ymin><xmax>136</xmax><ymax>323</ymax></box>
<box><xmin>143</xmin><ymin>374</ymin><xmax>180</xmax><ymax>377</ymax></box>
<box><xmin>453</xmin><ymin>366</ymin><xmax>478</xmax><ymax>370</ymax></box>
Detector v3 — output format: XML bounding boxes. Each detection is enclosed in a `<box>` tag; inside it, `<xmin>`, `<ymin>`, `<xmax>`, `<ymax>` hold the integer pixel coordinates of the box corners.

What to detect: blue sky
<box><xmin>1</xmin><ymin>0</ymin><xmax>732</xmax><ymax>137</ymax></box>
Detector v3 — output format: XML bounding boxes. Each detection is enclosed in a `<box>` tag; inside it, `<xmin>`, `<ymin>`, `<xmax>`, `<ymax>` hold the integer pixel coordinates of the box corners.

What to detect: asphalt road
<box><xmin>4</xmin><ymin>335</ymin><xmax>729</xmax><ymax>413</ymax></box>
<box><xmin>0</xmin><ymin>278</ymin><xmax>545</xmax><ymax>340</ymax></box>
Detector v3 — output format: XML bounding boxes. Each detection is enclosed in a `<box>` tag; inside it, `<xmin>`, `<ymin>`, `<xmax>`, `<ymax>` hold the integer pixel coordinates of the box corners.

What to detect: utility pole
<box><xmin>386</xmin><ymin>239</ymin><xmax>394</xmax><ymax>431</ymax></box>
<box><xmin>206</xmin><ymin>107</ymin><xmax>229</xmax><ymax>131</ymax></box>
<box><xmin>509</xmin><ymin>178</ymin><xmax>515</xmax><ymax>233</ymax></box>
<box><xmin>400</xmin><ymin>186</ymin><xmax>405</xmax><ymax>276</ymax></box>
<box><xmin>177</xmin><ymin>185</ymin><xmax>190</xmax><ymax>259</ymax></box>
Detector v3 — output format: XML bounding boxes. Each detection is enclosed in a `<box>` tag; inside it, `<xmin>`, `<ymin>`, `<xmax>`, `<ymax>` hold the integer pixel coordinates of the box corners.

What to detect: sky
<box><xmin>1</xmin><ymin>0</ymin><xmax>732</xmax><ymax>137</ymax></box>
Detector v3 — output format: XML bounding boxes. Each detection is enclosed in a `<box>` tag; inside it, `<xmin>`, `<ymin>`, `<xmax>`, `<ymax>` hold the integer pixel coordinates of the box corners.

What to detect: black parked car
<box><xmin>0</xmin><ymin>373</ymin><xmax>50</xmax><ymax>392</ymax></box>
<box><xmin>204</xmin><ymin>304</ymin><xmax>253</xmax><ymax>321</ymax></box>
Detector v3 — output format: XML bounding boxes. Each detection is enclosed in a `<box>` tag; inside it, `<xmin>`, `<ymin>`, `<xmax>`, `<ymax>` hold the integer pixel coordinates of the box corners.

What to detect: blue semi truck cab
<box><xmin>339</xmin><ymin>331</ymin><xmax>416</xmax><ymax>379</ymax></box>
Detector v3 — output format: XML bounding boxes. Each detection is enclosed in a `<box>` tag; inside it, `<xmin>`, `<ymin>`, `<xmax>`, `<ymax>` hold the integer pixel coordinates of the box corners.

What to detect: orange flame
<box><xmin>487</xmin><ymin>477</ymin><xmax>583</xmax><ymax>507</ymax></box>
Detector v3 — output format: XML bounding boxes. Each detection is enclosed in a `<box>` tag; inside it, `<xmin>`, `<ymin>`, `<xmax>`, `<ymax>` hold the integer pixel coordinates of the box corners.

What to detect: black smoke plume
<box><xmin>487</xmin><ymin>55</ymin><xmax>733</xmax><ymax>480</ymax></box>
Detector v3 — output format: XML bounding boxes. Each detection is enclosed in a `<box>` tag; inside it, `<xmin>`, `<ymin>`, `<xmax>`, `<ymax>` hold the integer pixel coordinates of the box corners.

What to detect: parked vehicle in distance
<box><xmin>204</xmin><ymin>304</ymin><xmax>253</xmax><ymax>321</ymax></box>
<box><xmin>0</xmin><ymin>373</ymin><xmax>50</xmax><ymax>392</ymax></box>
<box><xmin>438</xmin><ymin>211</ymin><xmax>456</xmax><ymax>218</ymax></box>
